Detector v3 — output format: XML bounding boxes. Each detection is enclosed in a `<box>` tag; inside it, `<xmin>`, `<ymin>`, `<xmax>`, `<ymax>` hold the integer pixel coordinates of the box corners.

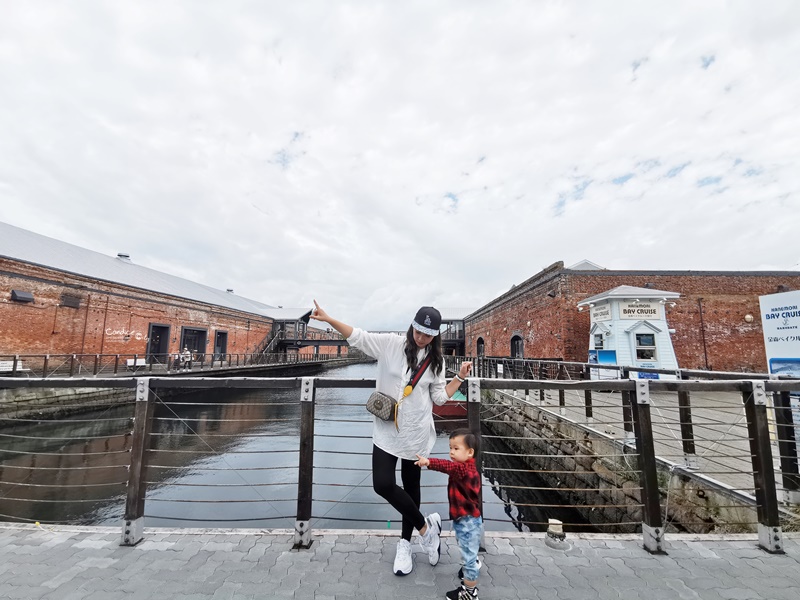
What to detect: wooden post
<box><xmin>629</xmin><ymin>380</ymin><xmax>666</xmax><ymax>554</ymax></box>
<box><xmin>743</xmin><ymin>381</ymin><xmax>784</xmax><ymax>553</ymax></box>
<box><xmin>582</xmin><ymin>365</ymin><xmax>593</xmax><ymax>422</ymax></box>
<box><xmin>677</xmin><ymin>391</ymin><xmax>698</xmax><ymax>469</ymax></box>
<box><xmin>620</xmin><ymin>368</ymin><xmax>634</xmax><ymax>440</ymax></box>
<box><xmin>774</xmin><ymin>391</ymin><xmax>800</xmax><ymax>503</ymax></box>
<box><xmin>294</xmin><ymin>377</ymin><xmax>316</xmax><ymax>549</ymax></box>
<box><xmin>121</xmin><ymin>377</ymin><xmax>155</xmax><ymax>546</ymax></box>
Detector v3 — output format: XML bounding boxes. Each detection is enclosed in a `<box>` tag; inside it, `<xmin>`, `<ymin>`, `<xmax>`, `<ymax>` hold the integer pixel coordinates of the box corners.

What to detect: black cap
<box><xmin>411</xmin><ymin>306</ymin><xmax>441</xmax><ymax>336</ymax></box>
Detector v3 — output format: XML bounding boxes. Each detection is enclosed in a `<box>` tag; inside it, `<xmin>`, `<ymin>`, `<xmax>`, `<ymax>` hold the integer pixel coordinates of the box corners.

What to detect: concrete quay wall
<box><xmin>484</xmin><ymin>389</ymin><xmax>759</xmax><ymax>534</ymax></box>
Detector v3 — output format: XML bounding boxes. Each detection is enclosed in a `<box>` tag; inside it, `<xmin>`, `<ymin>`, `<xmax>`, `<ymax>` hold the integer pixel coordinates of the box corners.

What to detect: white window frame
<box><xmin>635</xmin><ymin>333</ymin><xmax>657</xmax><ymax>361</ymax></box>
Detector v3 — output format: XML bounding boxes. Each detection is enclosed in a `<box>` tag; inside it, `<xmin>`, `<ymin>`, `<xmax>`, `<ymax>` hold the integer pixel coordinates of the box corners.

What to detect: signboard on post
<box><xmin>759</xmin><ymin>290</ymin><xmax>800</xmax><ymax>378</ymax></box>
<box><xmin>759</xmin><ymin>289</ymin><xmax>800</xmax><ymax>452</ymax></box>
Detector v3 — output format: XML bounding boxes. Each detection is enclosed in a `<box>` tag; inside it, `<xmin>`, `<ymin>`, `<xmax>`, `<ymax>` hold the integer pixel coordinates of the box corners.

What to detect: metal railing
<box><xmin>1</xmin><ymin>373</ymin><xmax>798</xmax><ymax>555</ymax></box>
<box><xmin>0</xmin><ymin>352</ymin><xmax>353</xmax><ymax>379</ymax></box>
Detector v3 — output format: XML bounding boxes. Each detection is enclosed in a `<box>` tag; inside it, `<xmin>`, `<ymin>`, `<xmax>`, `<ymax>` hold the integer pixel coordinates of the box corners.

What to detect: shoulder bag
<box><xmin>367</xmin><ymin>353</ymin><xmax>433</xmax><ymax>429</ymax></box>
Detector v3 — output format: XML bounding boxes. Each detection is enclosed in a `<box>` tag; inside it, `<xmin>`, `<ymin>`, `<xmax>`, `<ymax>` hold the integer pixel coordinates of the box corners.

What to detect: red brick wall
<box><xmin>465</xmin><ymin>268</ymin><xmax>800</xmax><ymax>373</ymax></box>
<box><xmin>0</xmin><ymin>258</ymin><xmax>274</xmax><ymax>359</ymax></box>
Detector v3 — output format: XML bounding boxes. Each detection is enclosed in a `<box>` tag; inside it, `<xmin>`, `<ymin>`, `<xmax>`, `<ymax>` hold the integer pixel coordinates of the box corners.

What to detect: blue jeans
<box><xmin>453</xmin><ymin>515</ymin><xmax>482</xmax><ymax>581</ymax></box>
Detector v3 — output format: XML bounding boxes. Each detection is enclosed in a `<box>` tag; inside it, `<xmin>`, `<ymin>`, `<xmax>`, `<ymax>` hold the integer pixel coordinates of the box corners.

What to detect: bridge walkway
<box><xmin>1</xmin><ymin>524</ymin><xmax>798</xmax><ymax>599</ymax></box>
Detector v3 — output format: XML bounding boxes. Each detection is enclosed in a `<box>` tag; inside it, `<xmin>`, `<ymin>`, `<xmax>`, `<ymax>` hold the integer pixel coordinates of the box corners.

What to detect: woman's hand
<box><xmin>459</xmin><ymin>361</ymin><xmax>473</xmax><ymax>379</ymax></box>
<box><xmin>415</xmin><ymin>454</ymin><xmax>430</xmax><ymax>468</ymax></box>
<box><xmin>310</xmin><ymin>299</ymin><xmax>330</xmax><ymax>324</ymax></box>
<box><xmin>309</xmin><ymin>300</ymin><xmax>354</xmax><ymax>339</ymax></box>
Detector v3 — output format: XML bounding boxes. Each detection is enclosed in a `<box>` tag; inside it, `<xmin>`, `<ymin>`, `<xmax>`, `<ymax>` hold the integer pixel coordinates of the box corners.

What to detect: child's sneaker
<box><xmin>446</xmin><ymin>584</ymin><xmax>479</xmax><ymax>599</ymax></box>
<box><xmin>393</xmin><ymin>539</ymin><xmax>413</xmax><ymax>576</ymax></box>
<box><xmin>416</xmin><ymin>512</ymin><xmax>442</xmax><ymax>566</ymax></box>
<box><xmin>457</xmin><ymin>557</ymin><xmax>482</xmax><ymax>581</ymax></box>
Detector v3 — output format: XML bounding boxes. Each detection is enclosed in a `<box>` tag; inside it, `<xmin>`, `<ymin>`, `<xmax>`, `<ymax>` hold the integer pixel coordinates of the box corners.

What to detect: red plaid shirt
<box><xmin>426</xmin><ymin>457</ymin><xmax>481</xmax><ymax>520</ymax></box>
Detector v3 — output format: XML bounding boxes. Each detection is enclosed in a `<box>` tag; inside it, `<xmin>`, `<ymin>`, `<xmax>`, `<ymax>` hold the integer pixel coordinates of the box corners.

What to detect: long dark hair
<box><xmin>404</xmin><ymin>326</ymin><xmax>443</xmax><ymax>376</ymax></box>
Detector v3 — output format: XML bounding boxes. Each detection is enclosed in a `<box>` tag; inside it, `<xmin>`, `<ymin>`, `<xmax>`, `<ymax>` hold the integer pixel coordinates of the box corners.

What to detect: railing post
<box><xmin>620</xmin><ymin>368</ymin><xmax>635</xmax><ymax>441</ymax></box>
<box><xmin>582</xmin><ymin>365</ymin><xmax>593</xmax><ymax>423</ymax></box>
<box><xmin>43</xmin><ymin>354</ymin><xmax>49</xmax><ymax>378</ymax></box>
<box><xmin>468</xmin><ymin>377</ymin><xmax>485</xmax><ymax>549</ymax></box>
<box><xmin>677</xmin><ymin>391</ymin><xmax>698</xmax><ymax>469</ymax></box>
<box><xmin>12</xmin><ymin>355</ymin><xmax>19</xmax><ymax>376</ymax></box>
<box><xmin>538</xmin><ymin>362</ymin><xmax>546</xmax><ymax>404</ymax></box>
<box><xmin>121</xmin><ymin>377</ymin><xmax>155</xmax><ymax>546</ymax></box>
<box><xmin>113</xmin><ymin>355</ymin><xmax>120</xmax><ymax>374</ymax></box>
<box><xmin>294</xmin><ymin>377</ymin><xmax>316</xmax><ymax>549</ymax></box>
<box><xmin>557</xmin><ymin>363</ymin><xmax>566</xmax><ymax>416</ymax></box>
<box><xmin>69</xmin><ymin>354</ymin><xmax>76</xmax><ymax>377</ymax></box>
<box><xmin>93</xmin><ymin>354</ymin><xmax>100</xmax><ymax>376</ymax></box>
<box><xmin>773</xmin><ymin>390</ymin><xmax>800</xmax><ymax>504</ymax></box>
<box><xmin>743</xmin><ymin>381</ymin><xmax>784</xmax><ymax>553</ymax></box>
<box><xmin>629</xmin><ymin>380</ymin><xmax>666</xmax><ymax>554</ymax></box>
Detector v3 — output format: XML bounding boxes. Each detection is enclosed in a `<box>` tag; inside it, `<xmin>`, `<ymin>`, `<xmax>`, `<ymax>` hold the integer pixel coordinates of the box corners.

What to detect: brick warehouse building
<box><xmin>0</xmin><ymin>222</ymin><xmax>339</xmax><ymax>361</ymax></box>
<box><xmin>465</xmin><ymin>260</ymin><xmax>800</xmax><ymax>372</ymax></box>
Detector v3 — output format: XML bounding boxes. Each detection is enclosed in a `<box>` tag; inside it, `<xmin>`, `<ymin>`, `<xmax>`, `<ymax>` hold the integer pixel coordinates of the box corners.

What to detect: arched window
<box><xmin>476</xmin><ymin>337</ymin><xmax>485</xmax><ymax>356</ymax></box>
<box><xmin>511</xmin><ymin>335</ymin><xmax>524</xmax><ymax>359</ymax></box>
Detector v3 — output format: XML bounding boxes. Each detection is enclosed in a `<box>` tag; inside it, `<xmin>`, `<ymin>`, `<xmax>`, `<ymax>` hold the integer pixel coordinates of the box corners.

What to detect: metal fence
<box><xmin>1</xmin><ymin>372</ymin><xmax>798</xmax><ymax>556</ymax></box>
<box><xmin>0</xmin><ymin>352</ymin><xmax>348</xmax><ymax>378</ymax></box>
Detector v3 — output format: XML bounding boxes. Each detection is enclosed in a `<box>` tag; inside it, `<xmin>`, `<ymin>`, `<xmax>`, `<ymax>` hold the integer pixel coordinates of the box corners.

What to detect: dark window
<box><xmin>10</xmin><ymin>290</ymin><xmax>34</xmax><ymax>303</ymax></box>
<box><xmin>511</xmin><ymin>335</ymin><xmax>524</xmax><ymax>359</ymax></box>
<box><xmin>476</xmin><ymin>338</ymin><xmax>485</xmax><ymax>356</ymax></box>
<box><xmin>60</xmin><ymin>293</ymin><xmax>81</xmax><ymax>308</ymax></box>
<box><xmin>593</xmin><ymin>333</ymin><xmax>604</xmax><ymax>349</ymax></box>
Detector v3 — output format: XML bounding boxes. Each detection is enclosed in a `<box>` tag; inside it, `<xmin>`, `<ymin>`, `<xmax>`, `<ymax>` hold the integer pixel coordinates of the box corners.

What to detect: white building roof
<box><xmin>577</xmin><ymin>285</ymin><xmax>681</xmax><ymax>306</ymax></box>
<box><xmin>567</xmin><ymin>259</ymin><xmax>606</xmax><ymax>270</ymax></box>
<box><xmin>0</xmin><ymin>221</ymin><xmax>278</xmax><ymax>317</ymax></box>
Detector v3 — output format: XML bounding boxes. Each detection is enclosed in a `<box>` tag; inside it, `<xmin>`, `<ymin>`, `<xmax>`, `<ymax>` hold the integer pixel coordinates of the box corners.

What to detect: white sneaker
<box><xmin>393</xmin><ymin>539</ymin><xmax>413</xmax><ymax>576</ymax></box>
<box><xmin>417</xmin><ymin>512</ymin><xmax>442</xmax><ymax>566</ymax></box>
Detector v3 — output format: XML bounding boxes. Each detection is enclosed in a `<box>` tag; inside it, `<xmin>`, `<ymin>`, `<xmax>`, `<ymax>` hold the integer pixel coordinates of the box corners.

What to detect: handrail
<box><xmin>0</xmin><ymin>351</ymin><xmax>359</xmax><ymax>378</ymax></box>
<box><xmin>1</xmin><ymin>374</ymin><xmax>799</xmax><ymax>553</ymax></box>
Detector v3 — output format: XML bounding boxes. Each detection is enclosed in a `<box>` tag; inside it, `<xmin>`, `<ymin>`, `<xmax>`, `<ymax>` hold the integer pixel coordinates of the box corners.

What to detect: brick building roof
<box><xmin>0</xmin><ymin>221</ymin><xmax>280</xmax><ymax>318</ymax></box>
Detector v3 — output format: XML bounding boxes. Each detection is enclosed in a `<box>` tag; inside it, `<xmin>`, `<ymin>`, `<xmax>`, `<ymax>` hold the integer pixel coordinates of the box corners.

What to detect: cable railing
<box><xmin>0</xmin><ymin>351</ymin><xmax>354</xmax><ymax>378</ymax></box>
<box><xmin>0</xmin><ymin>373</ymin><xmax>798</xmax><ymax>556</ymax></box>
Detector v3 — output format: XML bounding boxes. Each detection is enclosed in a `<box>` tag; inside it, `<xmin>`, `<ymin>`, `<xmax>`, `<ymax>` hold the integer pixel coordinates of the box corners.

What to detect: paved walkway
<box><xmin>1</xmin><ymin>524</ymin><xmax>799</xmax><ymax>599</ymax></box>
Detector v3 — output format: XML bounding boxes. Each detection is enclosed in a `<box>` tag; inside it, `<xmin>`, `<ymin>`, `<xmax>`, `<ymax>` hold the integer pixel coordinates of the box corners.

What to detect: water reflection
<box><xmin>0</xmin><ymin>363</ymin><xmax>594</xmax><ymax>532</ymax></box>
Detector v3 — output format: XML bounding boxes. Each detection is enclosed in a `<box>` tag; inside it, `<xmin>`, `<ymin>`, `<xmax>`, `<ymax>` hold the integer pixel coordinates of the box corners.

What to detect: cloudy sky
<box><xmin>1</xmin><ymin>1</ymin><xmax>798</xmax><ymax>330</ymax></box>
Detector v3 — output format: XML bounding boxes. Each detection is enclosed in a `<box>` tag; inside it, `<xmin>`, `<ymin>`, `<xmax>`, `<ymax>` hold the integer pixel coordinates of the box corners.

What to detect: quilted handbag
<box><xmin>366</xmin><ymin>391</ymin><xmax>397</xmax><ymax>421</ymax></box>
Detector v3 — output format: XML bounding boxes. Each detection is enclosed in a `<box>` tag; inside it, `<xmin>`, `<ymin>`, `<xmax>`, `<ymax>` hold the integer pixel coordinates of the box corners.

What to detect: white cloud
<box><xmin>1</xmin><ymin>1</ymin><xmax>798</xmax><ymax>330</ymax></box>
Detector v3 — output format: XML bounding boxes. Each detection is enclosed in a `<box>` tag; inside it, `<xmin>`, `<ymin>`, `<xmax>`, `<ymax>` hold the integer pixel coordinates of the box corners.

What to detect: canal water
<box><xmin>0</xmin><ymin>363</ymin><xmax>592</xmax><ymax>532</ymax></box>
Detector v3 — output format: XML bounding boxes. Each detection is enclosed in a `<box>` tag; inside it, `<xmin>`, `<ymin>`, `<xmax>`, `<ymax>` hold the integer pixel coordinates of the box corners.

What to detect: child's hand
<box><xmin>415</xmin><ymin>454</ymin><xmax>430</xmax><ymax>468</ymax></box>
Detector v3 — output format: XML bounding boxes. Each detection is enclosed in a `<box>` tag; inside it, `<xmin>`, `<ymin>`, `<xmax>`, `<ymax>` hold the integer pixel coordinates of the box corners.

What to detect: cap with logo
<box><xmin>411</xmin><ymin>306</ymin><xmax>441</xmax><ymax>336</ymax></box>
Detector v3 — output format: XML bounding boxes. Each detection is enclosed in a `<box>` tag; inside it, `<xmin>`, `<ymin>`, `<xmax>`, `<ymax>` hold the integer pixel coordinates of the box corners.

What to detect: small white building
<box><xmin>577</xmin><ymin>285</ymin><xmax>681</xmax><ymax>380</ymax></box>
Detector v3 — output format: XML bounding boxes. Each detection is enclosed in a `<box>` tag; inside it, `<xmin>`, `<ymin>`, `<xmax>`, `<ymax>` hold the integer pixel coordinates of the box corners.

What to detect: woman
<box><xmin>310</xmin><ymin>300</ymin><xmax>472</xmax><ymax>576</ymax></box>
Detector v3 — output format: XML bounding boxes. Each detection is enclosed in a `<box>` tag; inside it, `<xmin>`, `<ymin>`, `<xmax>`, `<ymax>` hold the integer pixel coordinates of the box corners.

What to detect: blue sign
<box><xmin>638</xmin><ymin>371</ymin><xmax>660</xmax><ymax>379</ymax></box>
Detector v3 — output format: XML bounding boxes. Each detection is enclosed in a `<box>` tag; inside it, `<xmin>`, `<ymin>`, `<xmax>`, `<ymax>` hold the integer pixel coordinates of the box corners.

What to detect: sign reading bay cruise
<box><xmin>759</xmin><ymin>289</ymin><xmax>800</xmax><ymax>378</ymax></box>
<box><xmin>619</xmin><ymin>301</ymin><xmax>662</xmax><ymax>320</ymax></box>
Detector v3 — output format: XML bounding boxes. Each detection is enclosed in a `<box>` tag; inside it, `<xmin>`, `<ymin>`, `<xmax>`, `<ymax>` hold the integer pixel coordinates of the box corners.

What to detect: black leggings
<box><xmin>372</xmin><ymin>444</ymin><xmax>426</xmax><ymax>541</ymax></box>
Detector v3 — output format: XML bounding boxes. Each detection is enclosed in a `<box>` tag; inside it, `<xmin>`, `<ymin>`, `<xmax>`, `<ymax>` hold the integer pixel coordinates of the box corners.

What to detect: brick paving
<box><xmin>1</xmin><ymin>524</ymin><xmax>798</xmax><ymax>599</ymax></box>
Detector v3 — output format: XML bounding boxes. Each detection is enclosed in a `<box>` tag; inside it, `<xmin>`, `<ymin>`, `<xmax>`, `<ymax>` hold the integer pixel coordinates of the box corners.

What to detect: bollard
<box><xmin>544</xmin><ymin>518</ymin><xmax>569</xmax><ymax>550</ymax></box>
